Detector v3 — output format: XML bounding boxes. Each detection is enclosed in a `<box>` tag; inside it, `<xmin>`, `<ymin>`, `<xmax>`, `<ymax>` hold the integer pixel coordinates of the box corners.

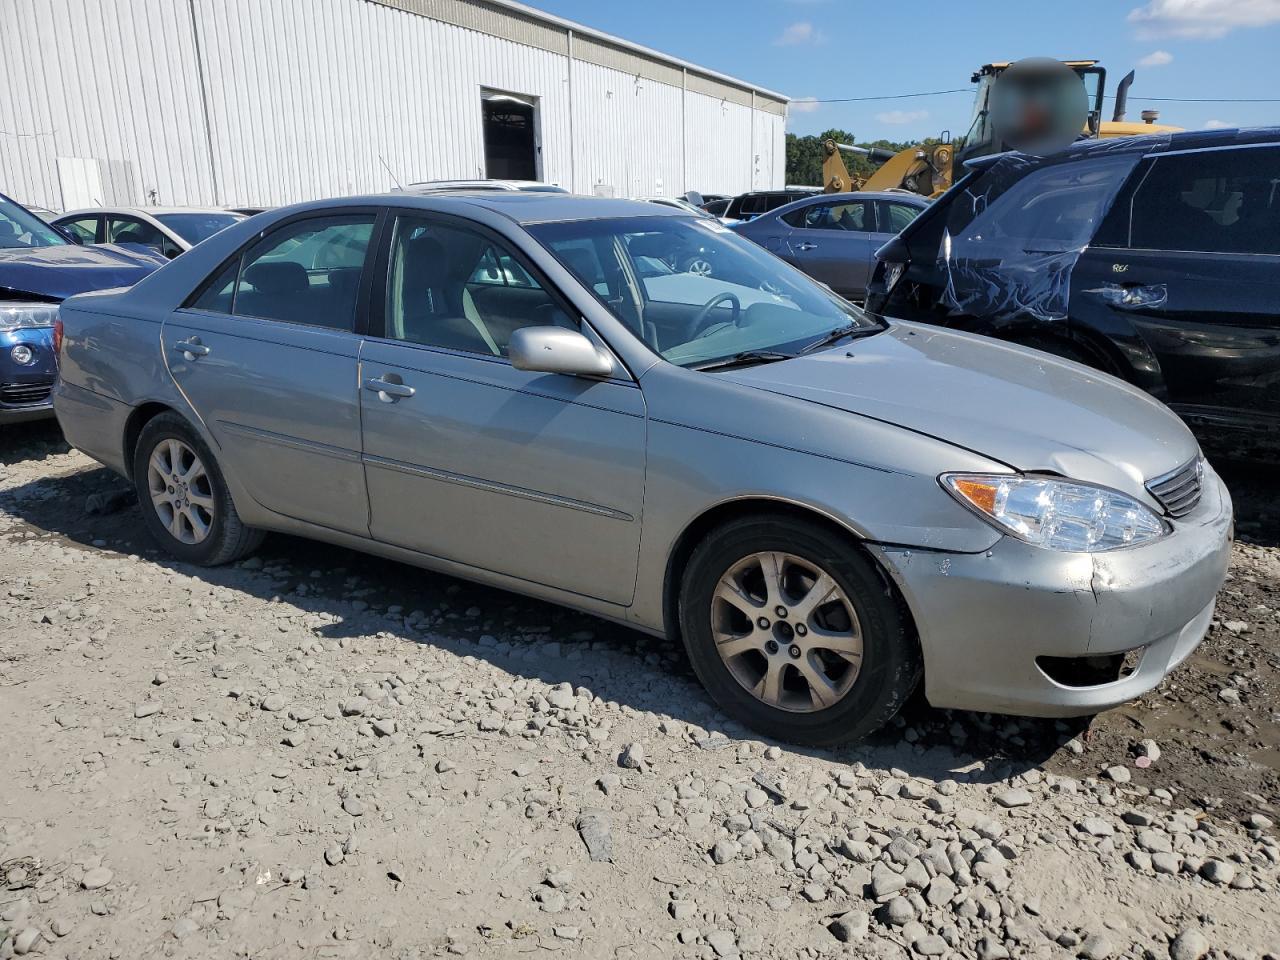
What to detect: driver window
<box><xmin>794</xmin><ymin>201</ymin><xmax>869</xmax><ymax>232</ymax></box>
<box><xmin>383</xmin><ymin>215</ymin><xmax>574</xmax><ymax>358</ymax></box>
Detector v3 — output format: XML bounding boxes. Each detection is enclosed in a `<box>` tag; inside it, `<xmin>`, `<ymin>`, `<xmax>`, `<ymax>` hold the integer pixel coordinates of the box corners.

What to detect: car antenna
<box><xmin>378</xmin><ymin>154</ymin><xmax>405</xmax><ymax>192</ymax></box>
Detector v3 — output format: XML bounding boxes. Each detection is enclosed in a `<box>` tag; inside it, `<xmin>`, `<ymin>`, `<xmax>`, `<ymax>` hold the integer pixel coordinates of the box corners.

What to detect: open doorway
<box><xmin>481</xmin><ymin>90</ymin><xmax>539</xmax><ymax>181</ymax></box>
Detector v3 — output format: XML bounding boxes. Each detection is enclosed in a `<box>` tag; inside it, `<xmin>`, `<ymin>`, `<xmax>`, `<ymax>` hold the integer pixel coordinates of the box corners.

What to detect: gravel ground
<box><xmin>1</xmin><ymin>421</ymin><xmax>1277</xmax><ymax>960</ymax></box>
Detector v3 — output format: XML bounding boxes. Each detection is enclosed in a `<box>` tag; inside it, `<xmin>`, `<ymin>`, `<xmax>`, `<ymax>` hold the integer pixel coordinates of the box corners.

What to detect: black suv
<box><xmin>866</xmin><ymin>128</ymin><xmax>1280</xmax><ymax>459</ymax></box>
<box><xmin>723</xmin><ymin>188</ymin><xmax>821</xmax><ymax>222</ymax></box>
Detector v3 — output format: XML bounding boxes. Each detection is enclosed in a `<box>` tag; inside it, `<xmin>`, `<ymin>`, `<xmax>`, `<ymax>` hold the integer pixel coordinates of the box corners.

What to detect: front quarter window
<box><xmin>529</xmin><ymin>216</ymin><xmax>881</xmax><ymax>368</ymax></box>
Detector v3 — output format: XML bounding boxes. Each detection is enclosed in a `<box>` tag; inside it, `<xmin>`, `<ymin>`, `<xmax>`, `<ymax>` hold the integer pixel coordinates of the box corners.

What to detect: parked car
<box><xmin>53</xmin><ymin>207</ymin><xmax>245</xmax><ymax>260</ymax></box>
<box><xmin>399</xmin><ymin>179</ymin><xmax>569</xmax><ymax>195</ymax></box>
<box><xmin>22</xmin><ymin>203</ymin><xmax>58</xmax><ymax>222</ymax></box>
<box><xmin>866</xmin><ymin>127</ymin><xmax>1280</xmax><ymax>459</ymax></box>
<box><xmin>733</xmin><ymin>191</ymin><xmax>929</xmax><ymax>301</ymax></box>
<box><xmin>722</xmin><ymin>188</ymin><xmax>822</xmax><ymax>222</ymax></box>
<box><xmin>55</xmin><ymin>193</ymin><xmax>1231</xmax><ymax>745</ymax></box>
<box><xmin>641</xmin><ymin>197</ymin><xmax>716</xmax><ymax>219</ymax></box>
<box><xmin>1</xmin><ymin>192</ymin><xmax>164</xmax><ymax>424</ymax></box>
<box><xmin>702</xmin><ymin>198</ymin><xmax>731</xmax><ymax>217</ymax></box>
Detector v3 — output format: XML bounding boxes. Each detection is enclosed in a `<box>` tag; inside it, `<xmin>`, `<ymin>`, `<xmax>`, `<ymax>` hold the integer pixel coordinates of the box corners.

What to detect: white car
<box><xmin>397</xmin><ymin>179</ymin><xmax>569</xmax><ymax>195</ymax></box>
<box><xmin>52</xmin><ymin>207</ymin><xmax>245</xmax><ymax>259</ymax></box>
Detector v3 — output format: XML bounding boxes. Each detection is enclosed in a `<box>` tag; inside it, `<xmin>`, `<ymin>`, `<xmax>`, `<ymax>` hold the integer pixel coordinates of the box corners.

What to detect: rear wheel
<box><xmin>679</xmin><ymin>516</ymin><xmax>919</xmax><ymax>746</ymax></box>
<box><xmin>132</xmin><ymin>412</ymin><xmax>263</xmax><ymax>565</ymax></box>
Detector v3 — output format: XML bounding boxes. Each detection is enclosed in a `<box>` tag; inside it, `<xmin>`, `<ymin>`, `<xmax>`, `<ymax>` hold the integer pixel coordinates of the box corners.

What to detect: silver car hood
<box><xmin>724</xmin><ymin>321</ymin><xmax>1199</xmax><ymax>501</ymax></box>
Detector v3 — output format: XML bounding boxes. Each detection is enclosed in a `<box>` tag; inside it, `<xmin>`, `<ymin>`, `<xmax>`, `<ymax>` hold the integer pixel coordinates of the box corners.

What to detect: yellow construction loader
<box><xmin>821</xmin><ymin>60</ymin><xmax>1180</xmax><ymax>199</ymax></box>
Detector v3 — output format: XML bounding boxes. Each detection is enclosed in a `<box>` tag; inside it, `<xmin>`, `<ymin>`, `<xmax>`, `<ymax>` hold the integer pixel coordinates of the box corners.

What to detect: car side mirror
<box><xmin>509</xmin><ymin>326</ymin><xmax>613</xmax><ymax>378</ymax></box>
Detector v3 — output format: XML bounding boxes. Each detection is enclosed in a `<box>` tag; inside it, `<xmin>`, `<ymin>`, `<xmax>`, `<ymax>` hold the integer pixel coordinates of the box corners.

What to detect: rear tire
<box><xmin>678</xmin><ymin>516</ymin><xmax>920</xmax><ymax>746</ymax></box>
<box><xmin>132</xmin><ymin>412</ymin><xmax>263</xmax><ymax>566</ymax></box>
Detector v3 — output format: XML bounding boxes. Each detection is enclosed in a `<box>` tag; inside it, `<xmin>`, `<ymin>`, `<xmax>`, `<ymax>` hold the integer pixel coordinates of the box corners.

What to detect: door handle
<box><xmin>173</xmin><ymin>338</ymin><xmax>210</xmax><ymax>360</ymax></box>
<box><xmin>365</xmin><ymin>376</ymin><xmax>415</xmax><ymax>402</ymax></box>
<box><xmin>795</xmin><ymin>242</ymin><xmax>818</xmax><ymax>251</ymax></box>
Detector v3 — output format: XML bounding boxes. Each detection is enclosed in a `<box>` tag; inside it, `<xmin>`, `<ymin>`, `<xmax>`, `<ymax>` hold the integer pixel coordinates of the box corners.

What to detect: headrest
<box><xmin>244</xmin><ymin>260</ymin><xmax>308</xmax><ymax>296</ymax></box>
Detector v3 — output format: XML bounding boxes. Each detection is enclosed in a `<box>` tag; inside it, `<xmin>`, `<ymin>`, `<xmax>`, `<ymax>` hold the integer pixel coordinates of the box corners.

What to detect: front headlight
<box><xmin>0</xmin><ymin>302</ymin><xmax>60</xmax><ymax>332</ymax></box>
<box><xmin>942</xmin><ymin>473</ymin><xmax>1167</xmax><ymax>552</ymax></box>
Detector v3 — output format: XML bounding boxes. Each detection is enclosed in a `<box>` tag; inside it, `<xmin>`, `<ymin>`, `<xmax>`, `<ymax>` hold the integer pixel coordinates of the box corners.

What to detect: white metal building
<box><xmin>0</xmin><ymin>0</ymin><xmax>789</xmax><ymax>211</ymax></box>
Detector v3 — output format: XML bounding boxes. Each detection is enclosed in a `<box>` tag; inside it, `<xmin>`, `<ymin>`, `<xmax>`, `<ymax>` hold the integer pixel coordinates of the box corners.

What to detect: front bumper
<box><xmin>0</xmin><ymin>327</ymin><xmax>56</xmax><ymax>424</ymax></box>
<box><xmin>870</xmin><ymin>464</ymin><xmax>1233</xmax><ymax>717</ymax></box>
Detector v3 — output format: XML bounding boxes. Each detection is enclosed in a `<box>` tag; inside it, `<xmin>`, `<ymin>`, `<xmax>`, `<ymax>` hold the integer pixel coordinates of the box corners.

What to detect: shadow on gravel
<box><xmin>4</xmin><ymin>423</ymin><xmax>1274</xmax><ymax>791</ymax></box>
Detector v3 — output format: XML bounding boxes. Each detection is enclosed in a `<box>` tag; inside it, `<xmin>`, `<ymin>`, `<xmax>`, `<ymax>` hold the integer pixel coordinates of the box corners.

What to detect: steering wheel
<box><xmin>683</xmin><ymin>292</ymin><xmax>742</xmax><ymax>341</ymax></box>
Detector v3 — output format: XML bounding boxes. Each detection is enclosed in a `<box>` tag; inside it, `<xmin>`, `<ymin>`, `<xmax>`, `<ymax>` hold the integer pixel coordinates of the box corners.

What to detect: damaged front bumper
<box><xmin>869</xmin><ymin>463</ymin><xmax>1233</xmax><ymax>717</ymax></box>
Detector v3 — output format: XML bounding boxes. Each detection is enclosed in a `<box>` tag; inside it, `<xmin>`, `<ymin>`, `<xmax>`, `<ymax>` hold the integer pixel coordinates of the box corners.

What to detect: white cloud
<box><xmin>875</xmin><ymin>109</ymin><xmax>929</xmax><ymax>125</ymax></box>
<box><xmin>1138</xmin><ymin>49</ymin><xmax>1174</xmax><ymax>66</ymax></box>
<box><xmin>1204</xmin><ymin>119</ymin><xmax>1235</xmax><ymax>128</ymax></box>
<box><xmin>790</xmin><ymin>97</ymin><xmax>821</xmax><ymax>113</ymax></box>
<box><xmin>774</xmin><ymin>21</ymin><xmax>823</xmax><ymax>45</ymax></box>
<box><xmin>1128</xmin><ymin>0</ymin><xmax>1280</xmax><ymax>39</ymax></box>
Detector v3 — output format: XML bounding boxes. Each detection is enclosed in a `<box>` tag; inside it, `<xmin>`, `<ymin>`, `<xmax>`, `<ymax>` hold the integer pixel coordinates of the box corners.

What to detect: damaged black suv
<box><xmin>866</xmin><ymin>127</ymin><xmax>1280</xmax><ymax>459</ymax></box>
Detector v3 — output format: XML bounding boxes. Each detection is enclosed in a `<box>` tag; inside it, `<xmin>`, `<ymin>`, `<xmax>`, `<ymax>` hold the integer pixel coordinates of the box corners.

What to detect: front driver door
<box><xmin>358</xmin><ymin>212</ymin><xmax>646</xmax><ymax>606</ymax></box>
<box><xmin>785</xmin><ymin>199</ymin><xmax>875</xmax><ymax>297</ymax></box>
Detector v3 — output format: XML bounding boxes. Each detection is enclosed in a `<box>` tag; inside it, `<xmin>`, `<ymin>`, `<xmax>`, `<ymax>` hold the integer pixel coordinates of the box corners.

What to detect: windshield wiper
<box><xmin>798</xmin><ymin>323</ymin><xmax>879</xmax><ymax>355</ymax></box>
<box><xmin>691</xmin><ymin>350</ymin><xmax>794</xmax><ymax>372</ymax></box>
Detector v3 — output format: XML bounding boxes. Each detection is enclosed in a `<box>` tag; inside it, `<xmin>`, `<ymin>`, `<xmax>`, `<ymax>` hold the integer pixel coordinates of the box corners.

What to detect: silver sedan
<box><xmin>53</xmin><ymin>193</ymin><xmax>1232</xmax><ymax>745</ymax></box>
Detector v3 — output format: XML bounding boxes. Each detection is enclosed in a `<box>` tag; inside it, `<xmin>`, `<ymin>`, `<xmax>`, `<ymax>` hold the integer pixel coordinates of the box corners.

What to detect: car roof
<box><xmin>56</xmin><ymin>206</ymin><xmax>244</xmax><ymax>218</ymax></box>
<box><xmin>967</xmin><ymin>125</ymin><xmax>1280</xmax><ymax>172</ymax></box>
<box><xmin>254</xmin><ymin>192</ymin><xmax>690</xmax><ymax>226</ymax></box>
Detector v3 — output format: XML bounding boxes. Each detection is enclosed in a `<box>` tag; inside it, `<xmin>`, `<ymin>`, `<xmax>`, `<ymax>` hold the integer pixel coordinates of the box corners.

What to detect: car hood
<box><xmin>722</xmin><ymin>321</ymin><xmax>1199</xmax><ymax>500</ymax></box>
<box><xmin>0</xmin><ymin>244</ymin><xmax>165</xmax><ymax>301</ymax></box>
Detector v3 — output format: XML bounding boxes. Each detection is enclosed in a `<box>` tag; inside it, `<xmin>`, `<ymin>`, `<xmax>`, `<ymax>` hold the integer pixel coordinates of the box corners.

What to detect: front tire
<box><xmin>132</xmin><ymin>412</ymin><xmax>263</xmax><ymax>566</ymax></box>
<box><xmin>679</xmin><ymin>516</ymin><xmax>919</xmax><ymax>746</ymax></box>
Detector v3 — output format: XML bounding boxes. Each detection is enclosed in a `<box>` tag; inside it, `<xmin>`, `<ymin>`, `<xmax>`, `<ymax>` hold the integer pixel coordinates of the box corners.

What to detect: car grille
<box><xmin>1146</xmin><ymin>457</ymin><xmax>1203</xmax><ymax>518</ymax></box>
<box><xmin>0</xmin><ymin>381</ymin><xmax>54</xmax><ymax>407</ymax></box>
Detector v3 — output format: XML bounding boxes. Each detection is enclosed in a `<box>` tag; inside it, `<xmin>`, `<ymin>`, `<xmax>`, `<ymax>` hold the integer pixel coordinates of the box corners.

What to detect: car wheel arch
<box><xmin>660</xmin><ymin>498</ymin><xmax>916</xmax><ymax>646</ymax></box>
<box><xmin>123</xmin><ymin>402</ymin><xmax>179</xmax><ymax>481</ymax></box>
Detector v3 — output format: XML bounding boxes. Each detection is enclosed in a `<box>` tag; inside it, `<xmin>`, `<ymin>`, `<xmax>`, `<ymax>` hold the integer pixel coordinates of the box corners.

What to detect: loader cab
<box><xmin>956</xmin><ymin>61</ymin><xmax>1106</xmax><ymax>168</ymax></box>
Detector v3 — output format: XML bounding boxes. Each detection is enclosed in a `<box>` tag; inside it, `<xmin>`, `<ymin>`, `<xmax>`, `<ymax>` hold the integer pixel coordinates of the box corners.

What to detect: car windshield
<box><xmin>528</xmin><ymin>216</ymin><xmax>880</xmax><ymax>368</ymax></box>
<box><xmin>0</xmin><ymin>195</ymin><xmax>68</xmax><ymax>249</ymax></box>
<box><xmin>155</xmin><ymin>212</ymin><xmax>244</xmax><ymax>245</ymax></box>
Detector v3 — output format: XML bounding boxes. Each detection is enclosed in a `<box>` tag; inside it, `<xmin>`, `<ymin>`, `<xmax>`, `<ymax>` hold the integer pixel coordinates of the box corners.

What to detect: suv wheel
<box><xmin>132</xmin><ymin>412</ymin><xmax>263</xmax><ymax>565</ymax></box>
<box><xmin>679</xmin><ymin>516</ymin><xmax>920</xmax><ymax>746</ymax></box>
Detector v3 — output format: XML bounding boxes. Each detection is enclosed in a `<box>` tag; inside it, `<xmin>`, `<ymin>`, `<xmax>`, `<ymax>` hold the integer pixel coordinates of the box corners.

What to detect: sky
<box><xmin>528</xmin><ymin>0</ymin><xmax>1280</xmax><ymax>142</ymax></box>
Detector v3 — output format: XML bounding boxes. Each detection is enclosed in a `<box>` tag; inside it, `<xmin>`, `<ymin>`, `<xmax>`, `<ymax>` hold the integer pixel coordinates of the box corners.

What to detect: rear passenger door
<box><xmin>163</xmin><ymin>212</ymin><xmax>378</xmax><ymax>536</ymax></box>
<box><xmin>1076</xmin><ymin>145</ymin><xmax>1280</xmax><ymax>425</ymax></box>
<box><xmin>358</xmin><ymin>211</ymin><xmax>646</xmax><ymax>606</ymax></box>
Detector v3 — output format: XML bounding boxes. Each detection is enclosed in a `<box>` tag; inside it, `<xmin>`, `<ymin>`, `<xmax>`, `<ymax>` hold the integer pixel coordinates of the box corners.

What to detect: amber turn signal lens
<box><xmin>950</xmin><ymin>477</ymin><xmax>998</xmax><ymax>514</ymax></box>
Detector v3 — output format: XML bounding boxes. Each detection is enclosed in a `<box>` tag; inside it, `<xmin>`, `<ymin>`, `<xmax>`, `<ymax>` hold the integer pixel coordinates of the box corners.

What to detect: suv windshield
<box><xmin>0</xmin><ymin>195</ymin><xmax>68</xmax><ymax>249</ymax></box>
<box><xmin>528</xmin><ymin>216</ymin><xmax>881</xmax><ymax>368</ymax></box>
<box><xmin>155</xmin><ymin>212</ymin><xmax>243</xmax><ymax>245</ymax></box>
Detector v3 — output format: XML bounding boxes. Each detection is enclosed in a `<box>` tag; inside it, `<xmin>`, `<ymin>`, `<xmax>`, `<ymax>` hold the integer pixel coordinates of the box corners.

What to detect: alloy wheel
<box><xmin>147</xmin><ymin>438</ymin><xmax>215</xmax><ymax>545</ymax></box>
<box><xmin>711</xmin><ymin>551</ymin><xmax>863</xmax><ymax>713</ymax></box>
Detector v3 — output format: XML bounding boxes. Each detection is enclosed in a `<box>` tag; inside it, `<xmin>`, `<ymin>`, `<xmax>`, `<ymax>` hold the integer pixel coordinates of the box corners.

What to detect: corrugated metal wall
<box><xmin>0</xmin><ymin>0</ymin><xmax>786</xmax><ymax>211</ymax></box>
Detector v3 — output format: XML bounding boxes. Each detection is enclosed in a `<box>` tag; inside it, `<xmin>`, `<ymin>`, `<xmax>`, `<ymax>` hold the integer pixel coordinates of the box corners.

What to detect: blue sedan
<box><xmin>0</xmin><ymin>192</ymin><xmax>164</xmax><ymax>424</ymax></box>
<box><xmin>732</xmin><ymin>191</ymin><xmax>929</xmax><ymax>301</ymax></box>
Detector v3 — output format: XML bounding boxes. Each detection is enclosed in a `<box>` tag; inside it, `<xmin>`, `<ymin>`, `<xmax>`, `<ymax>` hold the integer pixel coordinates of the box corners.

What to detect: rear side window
<box><xmin>191</xmin><ymin>215</ymin><xmax>375</xmax><ymax>329</ymax></box>
<box><xmin>739</xmin><ymin>194</ymin><xmax>767</xmax><ymax>216</ymax></box>
<box><xmin>1129</xmin><ymin>147</ymin><xmax>1280</xmax><ymax>254</ymax></box>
